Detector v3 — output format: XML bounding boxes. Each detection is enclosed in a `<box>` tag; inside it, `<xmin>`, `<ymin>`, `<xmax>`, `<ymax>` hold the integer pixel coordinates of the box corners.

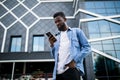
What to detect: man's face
<box><xmin>54</xmin><ymin>16</ymin><xmax>66</xmax><ymax>31</ymax></box>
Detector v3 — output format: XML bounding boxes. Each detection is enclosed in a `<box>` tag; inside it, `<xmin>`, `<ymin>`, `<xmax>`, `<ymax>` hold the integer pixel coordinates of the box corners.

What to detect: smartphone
<box><xmin>46</xmin><ymin>32</ymin><xmax>57</xmax><ymax>42</ymax></box>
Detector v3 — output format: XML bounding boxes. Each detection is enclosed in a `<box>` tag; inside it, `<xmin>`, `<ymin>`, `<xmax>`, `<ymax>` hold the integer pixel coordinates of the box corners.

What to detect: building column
<box><xmin>11</xmin><ymin>62</ymin><xmax>15</xmax><ymax>80</ymax></box>
<box><xmin>23</xmin><ymin>62</ymin><xmax>26</xmax><ymax>75</ymax></box>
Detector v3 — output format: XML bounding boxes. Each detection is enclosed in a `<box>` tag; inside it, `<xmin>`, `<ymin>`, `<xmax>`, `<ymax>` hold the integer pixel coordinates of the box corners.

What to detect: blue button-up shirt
<box><xmin>51</xmin><ymin>28</ymin><xmax>91</xmax><ymax>80</ymax></box>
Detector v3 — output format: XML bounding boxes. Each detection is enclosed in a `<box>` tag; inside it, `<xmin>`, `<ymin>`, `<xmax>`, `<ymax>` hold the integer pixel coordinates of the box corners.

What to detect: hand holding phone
<box><xmin>46</xmin><ymin>32</ymin><xmax>57</xmax><ymax>47</ymax></box>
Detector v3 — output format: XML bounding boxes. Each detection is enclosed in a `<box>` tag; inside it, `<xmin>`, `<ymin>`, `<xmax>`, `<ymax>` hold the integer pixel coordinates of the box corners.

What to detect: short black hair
<box><xmin>53</xmin><ymin>12</ymin><xmax>66</xmax><ymax>18</ymax></box>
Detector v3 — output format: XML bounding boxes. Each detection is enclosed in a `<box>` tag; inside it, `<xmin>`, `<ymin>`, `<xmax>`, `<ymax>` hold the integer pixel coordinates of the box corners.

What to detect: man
<box><xmin>48</xmin><ymin>12</ymin><xmax>91</xmax><ymax>80</ymax></box>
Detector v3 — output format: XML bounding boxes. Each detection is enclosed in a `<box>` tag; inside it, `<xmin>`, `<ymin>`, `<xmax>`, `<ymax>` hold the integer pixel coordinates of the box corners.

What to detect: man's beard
<box><xmin>58</xmin><ymin>23</ymin><xmax>66</xmax><ymax>31</ymax></box>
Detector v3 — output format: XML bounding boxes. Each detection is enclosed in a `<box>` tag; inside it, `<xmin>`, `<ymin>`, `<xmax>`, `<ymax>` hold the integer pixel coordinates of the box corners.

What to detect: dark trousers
<box><xmin>56</xmin><ymin>68</ymin><xmax>81</xmax><ymax>80</ymax></box>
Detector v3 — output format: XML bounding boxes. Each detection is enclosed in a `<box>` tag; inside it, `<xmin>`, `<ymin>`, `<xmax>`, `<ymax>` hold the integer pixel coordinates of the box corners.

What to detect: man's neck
<box><xmin>62</xmin><ymin>26</ymin><xmax>68</xmax><ymax>31</ymax></box>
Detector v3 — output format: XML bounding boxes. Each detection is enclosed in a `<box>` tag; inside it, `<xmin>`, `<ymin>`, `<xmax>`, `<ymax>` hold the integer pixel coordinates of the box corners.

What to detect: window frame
<box><xmin>32</xmin><ymin>35</ymin><xmax>45</xmax><ymax>52</ymax></box>
<box><xmin>9</xmin><ymin>36</ymin><xmax>22</xmax><ymax>52</ymax></box>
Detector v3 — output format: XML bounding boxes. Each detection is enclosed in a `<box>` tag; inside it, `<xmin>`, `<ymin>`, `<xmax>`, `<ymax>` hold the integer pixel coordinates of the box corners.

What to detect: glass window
<box><xmin>92</xmin><ymin>45</ymin><xmax>103</xmax><ymax>51</ymax></box>
<box><xmin>85</xmin><ymin>2</ymin><xmax>95</xmax><ymax>9</ymax></box>
<box><xmin>116</xmin><ymin>8</ymin><xmax>120</xmax><ymax>14</ymax></box>
<box><xmin>113</xmin><ymin>38</ymin><xmax>120</xmax><ymax>44</ymax></box>
<box><xmin>116</xmin><ymin>51</ymin><xmax>120</xmax><ymax>59</ymax></box>
<box><xmin>93</xmin><ymin>54</ymin><xmax>108</xmax><ymax>77</ymax></box>
<box><xmin>115</xmin><ymin>1</ymin><xmax>120</xmax><ymax>7</ymax></box>
<box><xmin>102</xmin><ymin>40</ymin><xmax>113</xmax><ymax>44</ymax></box>
<box><xmin>91</xmin><ymin>41</ymin><xmax>102</xmax><ymax>45</ymax></box>
<box><xmin>98</xmin><ymin>20</ymin><xmax>110</xmax><ymax>33</ymax></box>
<box><xmin>87</xmin><ymin>21</ymin><xmax>99</xmax><ymax>34</ymax></box>
<box><xmin>101</xmin><ymin>33</ymin><xmax>111</xmax><ymax>38</ymax></box>
<box><xmin>114</xmin><ymin>44</ymin><xmax>120</xmax><ymax>50</ymax></box>
<box><xmin>10</xmin><ymin>36</ymin><xmax>22</xmax><ymax>52</ymax></box>
<box><xmin>33</xmin><ymin>35</ymin><xmax>44</xmax><ymax>51</ymax></box>
<box><xmin>112</xmin><ymin>33</ymin><xmax>120</xmax><ymax>36</ymax></box>
<box><xmin>89</xmin><ymin>33</ymin><xmax>101</xmax><ymax>39</ymax></box>
<box><xmin>110</xmin><ymin>22</ymin><xmax>120</xmax><ymax>32</ymax></box>
<box><xmin>106</xmin><ymin>8</ymin><xmax>116</xmax><ymax>13</ymax></box>
<box><xmin>94</xmin><ymin>2</ymin><xmax>105</xmax><ymax>8</ymax></box>
<box><xmin>86</xmin><ymin>9</ymin><xmax>97</xmax><ymax>13</ymax></box>
<box><xmin>96</xmin><ymin>9</ymin><xmax>106</xmax><ymax>14</ymax></box>
<box><xmin>104</xmin><ymin>50</ymin><xmax>116</xmax><ymax>57</ymax></box>
<box><xmin>104</xmin><ymin>1</ymin><xmax>115</xmax><ymax>8</ymax></box>
<box><xmin>103</xmin><ymin>44</ymin><xmax>114</xmax><ymax>51</ymax></box>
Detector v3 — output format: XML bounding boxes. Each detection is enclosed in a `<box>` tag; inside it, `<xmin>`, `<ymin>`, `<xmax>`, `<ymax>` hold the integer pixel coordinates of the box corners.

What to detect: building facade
<box><xmin>0</xmin><ymin>0</ymin><xmax>120</xmax><ymax>80</ymax></box>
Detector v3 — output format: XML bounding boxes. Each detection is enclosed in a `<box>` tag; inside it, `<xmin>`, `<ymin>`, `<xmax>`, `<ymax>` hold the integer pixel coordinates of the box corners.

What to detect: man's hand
<box><xmin>65</xmin><ymin>60</ymin><xmax>76</xmax><ymax>68</ymax></box>
<box><xmin>49</xmin><ymin>36</ymin><xmax>55</xmax><ymax>47</ymax></box>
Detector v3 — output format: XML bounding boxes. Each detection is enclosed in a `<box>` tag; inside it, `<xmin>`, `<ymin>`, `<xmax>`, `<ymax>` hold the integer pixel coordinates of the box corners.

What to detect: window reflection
<box><xmin>10</xmin><ymin>36</ymin><xmax>22</xmax><ymax>52</ymax></box>
<box><xmin>85</xmin><ymin>2</ymin><xmax>95</xmax><ymax>9</ymax></box>
<box><xmin>104</xmin><ymin>1</ymin><xmax>115</xmax><ymax>8</ymax></box>
<box><xmin>89</xmin><ymin>33</ymin><xmax>101</xmax><ymax>39</ymax></box>
<box><xmin>114</xmin><ymin>44</ymin><xmax>120</xmax><ymax>50</ymax></box>
<box><xmin>84</xmin><ymin>1</ymin><xmax>120</xmax><ymax>79</ymax></box>
<box><xmin>103</xmin><ymin>44</ymin><xmax>114</xmax><ymax>51</ymax></box>
<box><xmin>98</xmin><ymin>20</ymin><xmax>110</xmax><ymax>33</ymax></box>
<box><xmin>87</xmin><ymin>21</ymin><xmax>99</xmax><ymax>33</ymax></box>
<box><xmin>116</xmin><ymin>51</ymin><xmax>120</xmax><ymax>59</ymax></box>
<box><xmin>110</xmin><ymin>23</ymin><xmax>120</xmax><ymax>32</ymax></box>
<box><xmin>102</xmin><ymin>40</ymin><xmax>113</xmax><ymax>44</ymax></box>
<box><xmin>113</xmin><ymin>38</ymin><xmax>120</xmax><ymax>44</ymax></box>
<box><xmin>93</xmin><ymin>53</ymin><xmax>120</xmax><ymax>80</ymax></box>
<box><xmin>92</xmin><ymin>45</ymin><xmax>103</xmax><ymax>51</ymax></box>
<box><xmin>94</xmin><ymin>2</ymin><xmax>105</xmax><ymax>8</ymax></box>
<box><xmin>104</xmin><ymin>50</ymin><xmax>116</xmax><ymax>57</ymax></box>
<box><xmin>101</xmin><ymin>33</ymin><xmax>111</xmax><ymax>37</ymax></box>
<box><xmin>33</xmin><ymin>35</ymin><xmax>44</xmax><ymax>51</ymax></box>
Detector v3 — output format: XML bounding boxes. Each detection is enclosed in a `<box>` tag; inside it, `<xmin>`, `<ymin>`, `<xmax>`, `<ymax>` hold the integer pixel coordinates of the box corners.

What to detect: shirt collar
<box><xmin>55</xmin><ymin>27</ymin><xmax>72</xmax><ymax>36</ymax></box>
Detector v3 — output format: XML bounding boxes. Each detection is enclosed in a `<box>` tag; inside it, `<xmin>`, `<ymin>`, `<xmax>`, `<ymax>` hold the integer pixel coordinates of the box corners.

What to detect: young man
<box><xmin>48</xmin><ymin>12</ymin><xmax>91</xmax><ymax>80</ymax></box>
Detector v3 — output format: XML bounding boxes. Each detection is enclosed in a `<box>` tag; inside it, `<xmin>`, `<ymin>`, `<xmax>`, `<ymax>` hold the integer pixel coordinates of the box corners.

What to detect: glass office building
<box><xmin>0</xmin><ymin>0</ymin><xmax>120</xmax><ymax>80</ymax></box>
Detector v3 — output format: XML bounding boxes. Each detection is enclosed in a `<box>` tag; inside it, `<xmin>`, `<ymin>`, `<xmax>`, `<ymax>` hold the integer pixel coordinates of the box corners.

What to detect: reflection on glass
<box><xmin>10</xmin><ymin>37</ymin><xmax>21</xmax><ymax>52</ymax></box>
<box><xmin>33</xmin><ymin>35</ymin><xmax>44</xmax><ymax>51</ymax></box>
<box><xmin>98</xmin><ymin>20</ymin><xmax>110</xmax><ymax>33</ymax></box>
<box><xmin>106</xmin><ymin>8</ymin><xmax>116</xmax><ymax>13</ymax></box>
<box><xmin>116</xmin><ymin>51</ymin><xmax>120</xmax><ymax>59</ymax></box>
<box><xmin>96</xmin><ymin>9</ymin><xmax>106</xmax><ymax>14</ymax></box>
<box><xmin>113</xmin><ymin>38</ymin><xmax>120</xmax><ymax>44</ymax></box>
<box><xmin>103</xmin><ymin>44</ymin><xmax>114</xmax><ymax>50</ymax></box>
<box><xmin>114</xmin><ymin>44</ymin><xmax>120</xmax><ymax>50</ymax></box>
<box><xmin>94</xmin><ymin>2</ymin><xmax>105</xmax><ymax>8</ymax></box>
<box><xmin>104</xmin><ymin>50</ymin><xmax>116</xmax><ymax>57</ymax></box>
<box><xmin>93</xmin><ymin>53</ymin><xmax>108</xmax><ymax>78</ymax></box>
<box><xmin>91</xmin><ymin>41</ymin><xmax>102</xmax><ymax>45</ymax></box>
<box><xmin>104</xmin><ymin>1</ymin><xmax>115</xmax><ymax>8</ymax></box>
<box><xmin>85</xmin><ymin>2</ymin><xmax>95</xmax><ymax>9</ymax></box>
<box><xmin>110</xmin><ymin>23</ymin><xmax>120</xmax><ymax>32</ymax></box>
<box><xmin>112</xmin><ymin>33</ymin><xmax>120</xmax><ymax>36</ymax></box>
<box><xmin>102</xmin><ymin>40</ymin><xmax>113</xmax><ymax>44</ymax></box>
<box><xmin>115</xmin><ymin>1</ymin><xmax>120</xmax><ymax>7</ymax></box>
<box><xmin>92</xmin><ymin>45</ymin><xmax>103</xmax><ymax>51</ymax></box>
<box><xmin>87</xmin><ymin>21</ymin><xmax>99</xmax><ymax>33</ymax></box>
<box><xmin>89</xmin><ymin>33</ymin><xmax>101</xmax><ymax>39</ymax></box>
<box><xmin>93</xmin><ymin>52</ymin><xmax>120</xmax><ymax>80</ymax></box>
<box><xmin>101</xmin><ymin>33</ymin><xmax>111</xmax><ymax>37</ymax></box>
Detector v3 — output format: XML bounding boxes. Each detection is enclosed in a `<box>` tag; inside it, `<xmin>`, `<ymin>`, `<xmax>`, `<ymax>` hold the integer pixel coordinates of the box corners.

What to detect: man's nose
<box><xmin>56</xmin><ymin>22</ymin><xmax>60</xmax><ymax>26</ymax></box>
